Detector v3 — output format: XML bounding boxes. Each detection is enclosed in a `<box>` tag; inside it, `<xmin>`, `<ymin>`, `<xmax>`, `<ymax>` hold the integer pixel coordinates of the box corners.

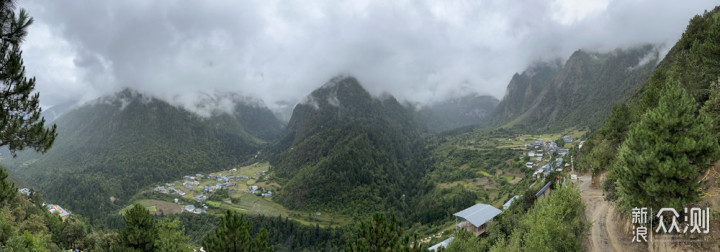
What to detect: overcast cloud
<box><xmin>17</xmin><ymin>0</ymin><xmax>718</xmax><ymax>113</ymax></box>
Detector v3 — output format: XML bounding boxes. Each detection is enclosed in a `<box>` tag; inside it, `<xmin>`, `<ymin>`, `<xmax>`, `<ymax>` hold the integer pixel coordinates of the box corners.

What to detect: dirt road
<box><xmin>578</xmin><ymin>174</ymin><xmax>636</xmax><ymax>252</ymax></box>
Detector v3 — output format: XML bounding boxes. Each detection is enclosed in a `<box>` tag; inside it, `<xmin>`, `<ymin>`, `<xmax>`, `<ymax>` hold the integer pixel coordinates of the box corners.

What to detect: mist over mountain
<box><xmin>269</xmin><ymin>76</ymin><xmax>425</xmax><ymax>213</ymax></box>
<box><xmin>490</xmin><ymin>44</ymin><xmax>660</xmax><ymax>131</ymax></box>
<box><xmin>415</xmin><ymin>94</ymin><xmax>500</xmax><ymax>132</ymax></box>
<box><xmin>2</xmin><ymin>88</ymin><xmax>284</xmax><ymax>222</ymax></box>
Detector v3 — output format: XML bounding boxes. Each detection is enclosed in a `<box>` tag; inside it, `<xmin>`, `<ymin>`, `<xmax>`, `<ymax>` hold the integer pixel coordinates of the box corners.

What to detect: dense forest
<box><xmin>2</xmin><ymin>89</ymin><xmax>284</xmax><ymax>226</ymax></box>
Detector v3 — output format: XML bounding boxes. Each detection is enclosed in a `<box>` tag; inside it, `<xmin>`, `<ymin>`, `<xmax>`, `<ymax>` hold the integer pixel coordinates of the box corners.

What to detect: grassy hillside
<box><xmin>3</xmin><ymin>89</ymin><xmax>284</xmax><ymax>225</ymax></box>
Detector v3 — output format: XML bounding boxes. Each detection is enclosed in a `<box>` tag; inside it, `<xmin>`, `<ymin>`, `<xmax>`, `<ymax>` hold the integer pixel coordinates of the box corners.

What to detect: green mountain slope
<box><xmin>580</xmin><ymin>6</ymin><xmax>720</xmax><ymax>174</ymax></box>
<box><xmin>416</xmin><ymin>94</ymin><xmax>499</xmax><ymax>132</ymax></box>
<box><xmin>270</xmin><ymin>76</ymin><xmax>425</xmax><ymax>214</ymax></box>
<box><xmin>491</xmin><ymin>61</ymin><xmax>561</xmax><ymax>124</ymax></box>
<box><xmin>491</xmin><ymin>45</ymin><xmax>659</xmax><ymax>131</ymax></box>
<box><xmin>3</xmin><ymin>89</ymin><xmax>284</xmax><ymax>223</ymax></box>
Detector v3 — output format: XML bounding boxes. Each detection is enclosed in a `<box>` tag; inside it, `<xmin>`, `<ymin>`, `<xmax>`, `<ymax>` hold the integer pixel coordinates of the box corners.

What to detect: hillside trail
<box><xmin>578</xmin><ymin>173</ymin><xmax>641</xmax><ymax>252</ymax></box>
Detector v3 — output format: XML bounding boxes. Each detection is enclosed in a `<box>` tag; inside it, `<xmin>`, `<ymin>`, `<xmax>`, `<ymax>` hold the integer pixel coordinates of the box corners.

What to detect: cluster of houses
<box><xmin>18</xmin><ymin>188</ymin><xmax>72</xmax><ymax>222</ymax></box>
<box><xmin>523</xmin><ymin>136</ymin><xmax>575</xmax><ymax>178</ymax></box>
<box><xmin>154</xmin><ymin>185</ymin><xmax>186</xmax><ymax>196</ymax></box>
<box><xmin>183</xmin><ymin>204</ymin><xmax>207</xmax><ymax>215</ymax></box>
<box><xmin>248</xmin><ymin>185</ymin><xmax>273</xmax><ymax>197</ymax></box>
<box><xmin>525</xmin><ymin>138</ymin><xmax>571</xmax><ymax>158</ymax></box>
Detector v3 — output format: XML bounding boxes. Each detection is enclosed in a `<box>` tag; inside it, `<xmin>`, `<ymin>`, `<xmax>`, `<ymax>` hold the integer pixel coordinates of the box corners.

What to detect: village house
<box><xmin>535</xmin><ymin>182</ymin><xmax>552</xmax><ymax>201</ymax></box>
<box><xmin>527</xmin><ymin>150</ymin><xmax>535</xmax><ymax>157</ymax></box>
<box><xmin>525</xmin><ymin>162</ymin><xmax>534</xmax><ymax>168</ymax></box>
<box><xmin>262</xmin><ymin>191</ymin><xmax>273</xmax><ymax>197</ymax></box>
<box><xmin>429</xmin><ymin>237</ymin><xmax>454</xmax><ymax>251</ymax></box>
<box><xmin>503</xmin><ymin>195</ymin><xmax>519</xmax><ymax>210</ymax></box>
<box><xmin>194</xmin><ymin>195</ymin><xmax>208</xmax><ymax>202</ymax></box>
<box><xmin>557</xmin><ymin>148</ymin><xmax>569</xmax><ymax>156</ymax></box>
<box><xmin>532</xmin><ymin>169</ymin><xmax>543</xmax><ymax>178</ymax></box>
<box><xmin>454</xmin><ymin>203</ymin><xmax>502</xmax><ymax>236</ymax></box>
<box><xmin>154</xmin><ymin>186</ymin><xmax>169</xmax><ymax>194</ymax></box>
<box><xmin>46</xmin><ymin>204</ymin><xmax>70</xmax><ymax>222</ymax></box>
<box><xmin>562</xmin><ymin>135</ymin><xmax>574</xmax><ymax>143</ymax></box>
<box><xmin>18</xmin><ymin>188</ymin><xmax>30</xmax><ymax>197</ymax></box>
<box><xmin>172</xmin><ymin>188</ymin><xmax>186</xmax><ymax>196</ymax></box>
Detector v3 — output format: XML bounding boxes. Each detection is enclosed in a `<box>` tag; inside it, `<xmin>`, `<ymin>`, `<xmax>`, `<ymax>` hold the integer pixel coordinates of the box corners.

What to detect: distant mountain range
<box><xmin>490</xmin><ymin>44</ymin><xmax>660</xmax><ymax>131</ymax></box>
<box><xmin>415</xmin><ymin>94</ymin><xmax>499</xmax><ymax>132</ymax></box>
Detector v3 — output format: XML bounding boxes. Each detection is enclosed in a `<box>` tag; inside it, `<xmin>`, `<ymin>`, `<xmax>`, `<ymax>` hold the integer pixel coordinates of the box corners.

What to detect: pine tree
<box><xmin>616</xmin><ymin>79</ymin><xmax>720</xmax><ymax>212</ymax></box>
<box><xmin>701</xmin><ymin>19</ymin><xmax>720</xmax><ymax>79</ymax></box>
<box><xmin>117</xmin><ymin>204</ymin><xmax>157</xmax><ymax>251</ymax></box>
<box><xmin>346</xmin><ymin>213</ymin><xmax>424</xmax><ymax>252</ymax></box>
<box><xmin>0</xmin><ymin>166</ymin><xmax>15</xmax><ymax>205</ymax></box>
<box><xmin>0</xmin><ymin>0</ymin><xmax>56</xmax><ymax>155</ymax></box>
<box><xmin>202</xmin><ymin>210</ymin><xmax>271</xmax><ymax>252</ymax></box>
<box><xmin>154</xmin><ymin>218</ymin><xmax>191</xmax><ymax>252</ymax></box>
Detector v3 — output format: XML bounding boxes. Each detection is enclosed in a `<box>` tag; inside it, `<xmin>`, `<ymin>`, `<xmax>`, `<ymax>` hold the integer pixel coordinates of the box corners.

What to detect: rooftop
<box><xmin>453</xmin><ymin>203</ymin><xmax>502</xmax><ymax>227</ymax></box>
<box><xmin>503</xmin><ymin>195</ymin><xmax>520</xmax><ymax>208</ymax></box>
<box><xmin>536</xmin><ymin>182</ymin><xmax>552</xmax><ymax>197</ymax></box>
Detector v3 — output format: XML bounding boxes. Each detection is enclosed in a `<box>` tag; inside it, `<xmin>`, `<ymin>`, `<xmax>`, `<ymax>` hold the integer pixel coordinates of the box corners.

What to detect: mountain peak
<box><xmin>299</xmin><ymin>76</ymin><xmax>371</xmax><ymax>110</ymax></box>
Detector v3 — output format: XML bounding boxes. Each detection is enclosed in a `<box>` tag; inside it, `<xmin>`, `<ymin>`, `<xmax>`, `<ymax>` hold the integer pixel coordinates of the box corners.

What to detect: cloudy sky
<box><xmin>18</xmin><ymin>0</ymin><xmax>718</xmax><ymax>113</ymax></box>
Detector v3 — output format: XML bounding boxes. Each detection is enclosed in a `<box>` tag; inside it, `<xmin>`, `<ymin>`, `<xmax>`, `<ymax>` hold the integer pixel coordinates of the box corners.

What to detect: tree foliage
<box><xmin>0</xmin><ymin>0</ymin><xmax>56</xmax><ymax>155</ymax></box>
<box><xmin>616</xmin><ymin>79</ymin><xmax>720</xmax><ymax>212</ymax></box>
<box><xmin>117</xmin><ymin>204</ymin><xmax>157</xmax><ymax>251</ymax></box>
<box><xmin>202</xmin><ymin>210</ymin><xmax>271</xmax><ymax>252</ymax></box>
<box><xmin>155</xmin><ymin>218</ymin><xmax>191</xmax><ymax>252</ymax></box>
<box><xmin>0</xmin><ymin>166</ymin><xmax>15</xmax><ymax>205</ymax></box>
<box><xmin>491</xmin><ymin>185</ymin><xmax>587</xmax><ymax>251</ymax></box>
<box><xmin>346</xmin><ymin>212</ymin><xmax>423</xmax><ymax>252</ymax></box>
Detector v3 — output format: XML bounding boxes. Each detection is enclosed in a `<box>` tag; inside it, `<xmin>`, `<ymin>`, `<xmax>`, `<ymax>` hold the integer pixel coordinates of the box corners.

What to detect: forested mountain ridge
<box><xmin>491</xmin><ymin>61</ymin><xmax>561</xmax><ymax>124</ymax></box>
<box><xmin>270</xmin><ymin>76</ymin><xmax>426</xmax><ymax>214</ymax></box>
<box><xmin>490</xmin><ymin>45</ymin><xmax>659</xmax><ymax>131</ymax></box>
<box><xmin>2</xmin><ymin>88</ymin><xmax>285</xmax><ymax>224</ymax></box>
<box><xmin>580</xmin><ymin>7</ymin><xmax>720</xmax><ymax>178</ymax></box>
<box><xmin>415</xmin><ymin>94</ymin><xmax>499</xmax><ymax>132</ymax></box>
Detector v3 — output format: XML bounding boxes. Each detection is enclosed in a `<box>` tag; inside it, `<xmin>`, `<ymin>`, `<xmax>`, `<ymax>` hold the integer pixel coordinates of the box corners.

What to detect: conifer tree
<box><xmin>202</xmin><ymin>210</ymin><xmax>271</xmax><ymax>252</ymax></box>
<box><xmin>616</xmin><ymin>79</ymin><xmax>720</xmax><ymax>212</ymax></box>
<box><xmin>117</xmin><ymin>204</ymin><xmax>157</xmax><ymax>251</ymax></box>
<box><xmin>346</xmin><ymin>212</ymin><xmax>424</xmax><ymax>252</ymax></box>
<box><xmin>0</xmin><ymin>0</ymin><xmax>56</xmax><ymax>155</ymax></box>
<box><xmin>155</xmin><ymin>218</ymin><xmax>191</xmax><ymax>252</ymax></box>
<box><xmin>0</xmin><ymin>165</ymin><xmax>14</xmax><ymax>205</ymax></box>
<box><xmin>701</xmin><ymin>19</ymin><xmax>720</xmax><ymax>79</ymax></box>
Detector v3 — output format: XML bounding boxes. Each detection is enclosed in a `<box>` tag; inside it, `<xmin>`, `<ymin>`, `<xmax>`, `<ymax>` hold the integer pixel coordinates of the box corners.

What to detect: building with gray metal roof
<box><xmin>454</xmin><ymin>203</ymin><xmax>502</xmax><ymax>236</ymax></box>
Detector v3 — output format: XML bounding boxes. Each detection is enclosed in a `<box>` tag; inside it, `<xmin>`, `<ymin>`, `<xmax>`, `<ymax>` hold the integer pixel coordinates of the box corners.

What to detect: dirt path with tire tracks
<box><xmin>578</xmin><ymin>174</ymin><xmax>638</xmax><ymax>252</ymax></box>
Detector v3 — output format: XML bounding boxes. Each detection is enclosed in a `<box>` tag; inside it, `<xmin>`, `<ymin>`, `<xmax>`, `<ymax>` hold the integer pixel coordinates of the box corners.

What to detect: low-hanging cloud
<box><xmin>18</xmin><ymin>0</ymin><xmax>718</xmax><ymax>114</ymax></box>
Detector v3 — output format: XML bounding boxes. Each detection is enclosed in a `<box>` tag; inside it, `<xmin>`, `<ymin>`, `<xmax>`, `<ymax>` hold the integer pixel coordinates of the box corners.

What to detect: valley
<box><xmin>123</xmin><ymin>162</ymin><xmax>352</xmax><ymax>227</ymax></box>
<box><xmin>1</xmin><ymin>2</ymin><xmax>719</xmax><ymax>250</ymax></box>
